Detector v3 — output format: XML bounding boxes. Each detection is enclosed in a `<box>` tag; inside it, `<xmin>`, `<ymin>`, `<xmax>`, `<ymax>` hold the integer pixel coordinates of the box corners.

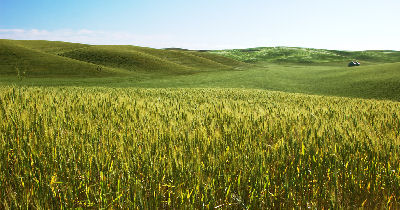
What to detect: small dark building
<box><xmin>348</xmin><ymin>61</ymin><xmax>360</xmax><ymax>67</ymax></box>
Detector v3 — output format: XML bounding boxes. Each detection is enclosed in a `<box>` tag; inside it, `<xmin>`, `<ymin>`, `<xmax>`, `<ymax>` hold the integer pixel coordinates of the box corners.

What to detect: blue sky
<box><xmin>1</xmin><ymin>0</ymin><xmax>400</xmax><ymax>50</ymax></box>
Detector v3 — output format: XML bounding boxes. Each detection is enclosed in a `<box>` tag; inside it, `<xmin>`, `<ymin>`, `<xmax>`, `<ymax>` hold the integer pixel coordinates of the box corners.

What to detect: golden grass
<box><xmin>1</xmin><ymin>87</ymin><xmax>399</xmax><ymax>208</ymax></box>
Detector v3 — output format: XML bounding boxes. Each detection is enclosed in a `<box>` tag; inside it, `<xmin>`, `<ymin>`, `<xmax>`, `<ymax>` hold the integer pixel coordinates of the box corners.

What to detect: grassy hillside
<box><xmin>59</xmin><ymin>45</ymin><xmax>245</xmax><ymax>73</ymax></box>
<box><xmin>122</xmin><ymin>62</ymin><xmax>400</xmax><ymax>100</ymax></box>
<box><xmin>0</xmin><ymin>39</ymin><xmax>117</xmax><ymax>77</ymax></box>
<box><xmin>211</xmin><ymin>47</ymin><xmax>400</xmax><ymax>64</ymax></box>
<box><xmin>59</xmin><ymin>46</ymin><xmax>194</xmax><ymax>73</ymax></box>
<box><xmin>0</xmin><ymin>39</ymin><xmax>243</xmax><ymax>77</ymax></box>
<box><xmin>1</xmin><ymin>62</ymin><xmax>399</xmax><ymax>101</ymax></box>
<box><xmin>8</xmin><ymin>40</ymin><xmax>89</xmax><ymax>54</ymax></box>
<box><xmin>1</xmin><ymin>39</ymin><xmax>399</xmax><ymax>101</ymax></box>
<box><xmin>119</xmin><ymin>45</ymin><xmax>243</xmax><ymax>69</ymax></box>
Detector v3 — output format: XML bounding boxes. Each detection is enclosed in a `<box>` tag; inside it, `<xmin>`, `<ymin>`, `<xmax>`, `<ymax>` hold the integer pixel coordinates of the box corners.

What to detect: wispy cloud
<box><xmin>0</xmin><ymin>29</ymin><xmax>26</xmax><ymax>33</ymax></box>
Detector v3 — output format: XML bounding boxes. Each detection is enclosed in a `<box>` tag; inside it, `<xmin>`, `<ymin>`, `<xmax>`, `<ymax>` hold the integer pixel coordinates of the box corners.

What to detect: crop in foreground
<box><xmin>0</xmin><ymin>87</ymin><xmax>399</xmax><ymax>208</ymax></box>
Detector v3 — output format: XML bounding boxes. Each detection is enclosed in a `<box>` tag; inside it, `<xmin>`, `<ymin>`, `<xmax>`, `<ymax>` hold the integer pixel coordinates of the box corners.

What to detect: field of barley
<box><xmin>1</xmin><ymin>86</ymin><xmax>400</xmax><ymax>208</ymax></box>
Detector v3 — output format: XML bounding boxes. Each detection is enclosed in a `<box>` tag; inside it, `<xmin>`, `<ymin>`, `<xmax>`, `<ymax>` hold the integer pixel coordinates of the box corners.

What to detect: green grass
<box><xmin>0</xmin><ymin>39</ymin><xmax>243</xmax><ymax>77</ymax></box>
<box><xmin>114</xmin><ymin>45</ymin><xmax>244</xmax><ymax>69</ymax></box>
<box><xmin>59</xmin><ymin>45</ymin><xmax>194</xmax><ymax>73</ymax></box>
<box><xmin>211</xmin><ymin>46</ymin><xmax>400</xmax><ymax>64</ymax></box>
<box><xmin>1</xmin><ymin>87</ymin><xmax>399</xmax><ymax>208</ymax></box>
<box><xmin>7</xmin><ymin>39</ymin><xmax>89</xmax><ymax>54</ymax></box>
<box><xmin>1</xmin><ymin>62</ymin><xmax>399</xmax><ymax>100</ymax></box>
<box><xmin>0</xmin><ymin>39</ymin><xmax>119</xmax><ymax>77</ymax></box>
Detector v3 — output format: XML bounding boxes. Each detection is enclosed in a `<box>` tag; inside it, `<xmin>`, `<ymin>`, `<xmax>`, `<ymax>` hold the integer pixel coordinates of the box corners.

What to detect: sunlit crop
<box><xmin>1</xmin><ymin>86</ymin><xmax>399</xmax><ymax>208</ymax></box>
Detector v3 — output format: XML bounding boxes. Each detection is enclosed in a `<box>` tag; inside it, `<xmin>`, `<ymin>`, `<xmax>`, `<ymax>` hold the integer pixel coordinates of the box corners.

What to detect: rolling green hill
<box><xmin>58</xmin><ymin>45</ymin><xmax>246</xmax><ymax>73</ymax></box>
<box><xmin>6</xmin><ymin>39</ymin><xmax>89</xmax><ymax>54</ymax></box>
<box><xmin>59</xmin><ymin>45</ymin><xmax>194</xmax><ymax>73</ymax></box>
<box><xmin>211</xmin><ymin>46</ymin><xmax>400</xmax><ymax>64</ymax></box>
<box><xmin>0</xmin><ymin>39</ymin><xmax>117</xmax><ymax>77</ymax></box>
<box><xmin>0</xmin><ymin>39</ymin><xmax>399</xmax><ymax>101</ymax></box>
<box><xmin>128</xmin><ymin>46</ymin><xmax>244</xmax><ymax>68</ymax></box>
<box><xmin>108</xmin><ymin>62</ymin><xmax>400</xmax><ymax>101</ymax></box>
<box><xmin>0</xmin><ymin>39</ymin><xmax>244</xmax><ymax>77</ymax></box>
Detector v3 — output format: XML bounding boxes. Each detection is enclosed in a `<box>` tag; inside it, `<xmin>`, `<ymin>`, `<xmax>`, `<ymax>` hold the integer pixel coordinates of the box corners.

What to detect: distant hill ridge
<box><xmin>211</xmin><ymin>46</ymin><xmax>400</xmax><ymax>64</ymax></box>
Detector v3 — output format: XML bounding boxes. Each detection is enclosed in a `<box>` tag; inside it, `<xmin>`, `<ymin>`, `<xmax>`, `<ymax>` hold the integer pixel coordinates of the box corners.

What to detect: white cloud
<box><xmin>0</xmin><ymin>29</ymin><xmax>25</xmax><ymax>33</ymax></box>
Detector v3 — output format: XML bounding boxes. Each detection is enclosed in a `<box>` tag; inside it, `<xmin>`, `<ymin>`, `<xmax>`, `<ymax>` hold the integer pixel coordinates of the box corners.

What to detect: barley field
<box><xmin>1</xmin><ymin>86</ymin><xmax>399</xmax><ymax>208</ymax></box>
